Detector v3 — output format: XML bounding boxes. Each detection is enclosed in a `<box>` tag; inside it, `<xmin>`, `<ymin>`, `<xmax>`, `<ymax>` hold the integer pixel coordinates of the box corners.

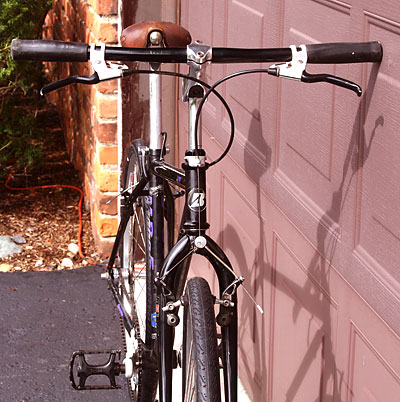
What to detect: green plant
<box><xmin>0</xmin><ymin>0</ymin><xmax>52</xmax><ymax>91</ymax></box>
<box><xmin>0</xmin><ymin>95</ymin><xmax>47</xmax><ymax>175</ymax></box>
<box><xmin>0</xmin><ymin>0</ymin><xmax>53</xmax><ymax>175</ymax></box>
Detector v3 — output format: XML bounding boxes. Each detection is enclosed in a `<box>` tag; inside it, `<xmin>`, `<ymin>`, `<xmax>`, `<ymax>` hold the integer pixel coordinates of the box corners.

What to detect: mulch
<box><xmin>0</xmin><ymin>102</ymin><xmax>99</xmax><ymax>272</ymax></box>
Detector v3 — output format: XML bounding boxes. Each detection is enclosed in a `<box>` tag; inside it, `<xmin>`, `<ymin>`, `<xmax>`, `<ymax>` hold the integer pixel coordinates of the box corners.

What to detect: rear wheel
<box><xmin>182</xmin><ymin>277</ymin><xmax>221</xmax><ymax>402</ymax></box>
<box><xmin>119</xmin><ymin>139</ymin><xmax>157</xmax><ymax>401</ymax></box>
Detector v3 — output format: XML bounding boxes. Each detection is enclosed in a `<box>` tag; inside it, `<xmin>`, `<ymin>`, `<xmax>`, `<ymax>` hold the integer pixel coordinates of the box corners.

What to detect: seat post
<box><xmin>149</xmin><ymin>62</ymin><xmax>162</xmax><ymax>150</ymax></box>
<box><xmin>120</xmin><ymin>22</ymin><xmax>192</xmax><ymax>151</ymax></box>
<box><xmin>148</xmin><ymin>31</ymin><xmax>163</xmax><ymax>151</ymax></box>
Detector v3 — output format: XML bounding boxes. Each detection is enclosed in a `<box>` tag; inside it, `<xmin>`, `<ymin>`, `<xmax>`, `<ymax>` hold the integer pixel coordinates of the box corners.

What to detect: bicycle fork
<box><xmin>157</xmin><ymin>232</ymin><xmax>239</xmax><ymax>402</ymax></box>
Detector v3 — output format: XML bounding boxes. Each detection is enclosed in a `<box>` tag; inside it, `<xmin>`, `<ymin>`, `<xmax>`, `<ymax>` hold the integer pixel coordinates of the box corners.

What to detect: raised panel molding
<box><xmin>274</xmin><ymin>168</ymin><xmax>342</xmax><ymax>240</ymax></box>
<box><xmin>347</xmin><ymin>323</ymin><xmax>400</xmax><ymax>402</ymax></box>
<box><xmin>312</xmin><ymin>0</ymin><xmax>351</xmax><ymax>15</ymax></box>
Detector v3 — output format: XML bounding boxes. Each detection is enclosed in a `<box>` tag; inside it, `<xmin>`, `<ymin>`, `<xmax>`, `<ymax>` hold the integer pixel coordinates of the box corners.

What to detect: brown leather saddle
<box><xmin>121</xmin><ymin>21</ymin><xmax>191</xmax><ymax>48</ymax></box>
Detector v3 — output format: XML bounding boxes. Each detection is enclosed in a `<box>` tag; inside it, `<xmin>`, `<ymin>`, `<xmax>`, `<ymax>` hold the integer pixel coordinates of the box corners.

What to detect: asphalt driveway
<box><xmin>0</xmin><ymin>266</ymin><xmax>130</xmax><ymax>401</ymax></box>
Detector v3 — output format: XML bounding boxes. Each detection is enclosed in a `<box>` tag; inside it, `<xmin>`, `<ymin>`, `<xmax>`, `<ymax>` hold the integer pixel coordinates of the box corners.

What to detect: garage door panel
<box><xmin>271</xmin><ymin>234</ymin><xmax>338</xmax><ymax>402</ymax></box>
<box><xmin>183</xmin><ymin>0</ymin><xmax>212</xmax><ymax>44</ymax></box>
<box><xmin>354</xmin><ymin>13</ymin><xmax>400</xmax><ymax>289</ymax></box>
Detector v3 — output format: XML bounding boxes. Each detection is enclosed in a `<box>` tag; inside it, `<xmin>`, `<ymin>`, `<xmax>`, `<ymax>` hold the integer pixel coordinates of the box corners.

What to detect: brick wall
<box><xmin>43</xmin><ymin>0</ymin><xmax>120</xmax><ymax>256</ymax></box>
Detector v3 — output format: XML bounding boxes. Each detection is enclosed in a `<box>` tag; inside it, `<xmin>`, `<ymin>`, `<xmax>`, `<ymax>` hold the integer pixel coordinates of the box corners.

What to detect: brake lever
<box><xmin>268</xmin><ymin>44</ymin><xmax>362</xmax><ymax>96</ymax></box>
<box><xmin>40</xmin><ymin>73</ymin><xmax>99</xmax><ymax>95</ymax></box>
<box><xmin>40</xmin><ymin>43</ymin><xmax>128</xmax><ymax>95</ymax></box>
<box><xmin>301</xmin><ymin>71</ymin><xmax>362</xmax><ymax>96</ymax></box>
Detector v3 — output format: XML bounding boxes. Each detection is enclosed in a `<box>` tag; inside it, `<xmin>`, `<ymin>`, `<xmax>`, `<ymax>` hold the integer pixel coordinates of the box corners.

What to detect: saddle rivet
<box><xmin>149</xmin><ymin>31</ymin><xmax>163</xmax><ymax>46</ymax></box>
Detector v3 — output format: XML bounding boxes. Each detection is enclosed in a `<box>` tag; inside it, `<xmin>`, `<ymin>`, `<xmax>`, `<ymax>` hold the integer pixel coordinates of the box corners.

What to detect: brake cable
<box><xmin>41</xmin><ymin>68</ymin><xmax>236</xmax><ymax>167</ymax></box>
<box><xmin>194</xmin><ymin>68</ymin><xmax>270</xmax><ymax>166</ymax></box>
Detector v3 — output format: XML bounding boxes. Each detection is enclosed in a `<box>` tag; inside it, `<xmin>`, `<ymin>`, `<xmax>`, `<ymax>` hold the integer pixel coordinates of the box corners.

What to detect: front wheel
<box><xmin>182</xmin><ymin>277</ymin><xmax>221</xmax><ymax>402</ymax></box>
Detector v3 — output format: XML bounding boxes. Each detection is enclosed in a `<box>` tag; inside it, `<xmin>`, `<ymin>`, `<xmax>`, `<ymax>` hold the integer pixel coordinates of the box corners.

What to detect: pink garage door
<box><xmin>179</xmin><ymin>1</ymin><xmax>400</xmax><ymax>401</ymax></box>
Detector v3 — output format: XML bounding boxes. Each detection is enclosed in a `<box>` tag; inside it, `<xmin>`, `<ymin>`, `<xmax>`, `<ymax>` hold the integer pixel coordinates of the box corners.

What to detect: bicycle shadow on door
<box><xmin>217</xmin><ymin>63</ymin><xmax>383</xmax><ymax>402</ymax></box>
<box><xmin>279</xmin><ymin>64</ymin><xmax>383</xmax><ymax>402</ymax></box>
<box><xmin>216</xmin><ymin>107</ymin><xmax>272</xmax><ymax>399</ymax></box>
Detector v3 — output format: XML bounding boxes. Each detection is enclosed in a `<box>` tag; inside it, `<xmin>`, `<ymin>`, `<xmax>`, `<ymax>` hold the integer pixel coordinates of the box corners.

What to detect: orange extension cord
<box><xmin>5</xmin><ymin>172</ymin><xmax>86</xmax><ymax>260</ymax></box>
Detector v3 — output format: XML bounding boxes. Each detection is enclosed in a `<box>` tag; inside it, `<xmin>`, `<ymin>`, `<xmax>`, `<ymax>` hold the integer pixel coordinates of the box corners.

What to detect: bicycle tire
<box><xmin>119</xmin><ymin>139</ymin><xmax>157</xmax><ymax>401</ymax></box>
<box><xmin>182</xmin><ymin>277</ymin><xmax>221</xmax><ymax>402</ymax></box>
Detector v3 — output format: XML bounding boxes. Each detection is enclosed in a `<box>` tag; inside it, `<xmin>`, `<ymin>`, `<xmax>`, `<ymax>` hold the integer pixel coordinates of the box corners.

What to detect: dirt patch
<box><xmin>0</xmin><ymin>103</ymin><xmax>99</xmax><ymax>271</ymax></box>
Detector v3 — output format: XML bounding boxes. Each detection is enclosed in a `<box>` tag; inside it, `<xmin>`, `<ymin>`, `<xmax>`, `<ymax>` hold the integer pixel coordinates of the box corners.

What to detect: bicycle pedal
<box><xmin>69</xmin><ymin>349</ymin><xmax>124</xmax><ymax>390</ymax></box>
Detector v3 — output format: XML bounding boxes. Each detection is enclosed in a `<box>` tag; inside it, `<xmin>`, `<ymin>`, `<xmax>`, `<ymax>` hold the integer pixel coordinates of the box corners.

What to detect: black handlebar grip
<box><xmin>11</xmin><ymin>39</ymin><xmax>89</xmax><ymax>62</ymax></box>
<box><xmin>306</xmin><ymin>41</ymin><xmax>383</xmax><ymax>64</ymax></box>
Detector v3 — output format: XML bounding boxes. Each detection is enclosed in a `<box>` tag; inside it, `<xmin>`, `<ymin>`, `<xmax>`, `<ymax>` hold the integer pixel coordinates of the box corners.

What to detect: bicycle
<box><xmin>11</xmin><ymin>20</ymin><xmax>382</xmax><ymax>402</ymax></box>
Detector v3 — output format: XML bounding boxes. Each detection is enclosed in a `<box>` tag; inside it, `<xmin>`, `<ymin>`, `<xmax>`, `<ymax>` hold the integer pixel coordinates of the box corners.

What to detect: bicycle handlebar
<box><xmin>11</xmin><ymin>39</ymin><xmax>89</xmax><ymax>62</ymax></box>
<box><xmin>306</xmin><ymin>42</ymin><xmax>382</xmax><ymax>64</ymax></box>
<box><xmin>11</xmin><ymin>39</ymin><xmax>382</xmax><ymax>64</ymax></box>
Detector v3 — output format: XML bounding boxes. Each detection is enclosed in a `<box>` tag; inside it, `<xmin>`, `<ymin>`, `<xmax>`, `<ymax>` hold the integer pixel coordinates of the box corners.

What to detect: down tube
<box><xmin>198</xmin><ymin>235</ymin><xmax>238</xmax><ymax>402</ymax></box>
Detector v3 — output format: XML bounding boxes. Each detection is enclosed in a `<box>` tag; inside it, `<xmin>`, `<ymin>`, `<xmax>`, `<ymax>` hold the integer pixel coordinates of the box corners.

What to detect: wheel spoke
<box><xmin>118</xmin><ymin>140</ymin><xmax>158</xmax><ymax>400</ymax></box>
<box><xmin>184</xmin><ymin>340</ymin><xmax>196</xmax><ymax>402</ymax></box>
<box><xmin>134</xmin><ymin>207</ymin><xmax>146</xmax><ymax>251</ymax></box>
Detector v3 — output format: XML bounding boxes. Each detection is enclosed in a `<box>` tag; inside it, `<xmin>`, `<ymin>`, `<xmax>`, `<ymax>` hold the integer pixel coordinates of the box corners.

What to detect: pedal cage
<box><xmin>69</xmin><ymin>349</ymin><xmax>124</xmax><ymax>390</ymax></box>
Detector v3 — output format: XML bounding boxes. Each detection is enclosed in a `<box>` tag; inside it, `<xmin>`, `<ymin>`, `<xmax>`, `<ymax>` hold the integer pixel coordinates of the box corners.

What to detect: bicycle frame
<box><xmin>106</xmin><ymin>60</ymin><xmax>238</xmax><ymax>402</ymax></box>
